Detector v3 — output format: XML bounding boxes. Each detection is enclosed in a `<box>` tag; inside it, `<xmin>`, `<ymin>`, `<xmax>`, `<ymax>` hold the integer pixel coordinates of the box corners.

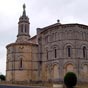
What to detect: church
<box><xmin>6</xmin><ymin>4</ymin><xmax>88</xmax><ymax>83</ymax></box>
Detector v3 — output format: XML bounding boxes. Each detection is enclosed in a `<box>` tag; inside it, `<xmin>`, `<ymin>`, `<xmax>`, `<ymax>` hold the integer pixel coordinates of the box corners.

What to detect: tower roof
<box><xmin>19</xmin><ymin>4</ymin><xmax>29</xmax><ymax>23</ymax></box>
<box><xmin>16</xmin><ymin>4</ymin><xmax>30</xmax><ymax>43</ymax></box>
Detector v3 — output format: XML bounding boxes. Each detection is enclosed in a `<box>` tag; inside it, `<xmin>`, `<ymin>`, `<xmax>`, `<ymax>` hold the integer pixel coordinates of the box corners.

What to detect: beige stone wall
<box><xmin>6</xmin><ymin>71</ymin><xmax>12</xmax><ymax>81</ymax></box>
<box><xmin>6</xmin><ymin>23</ymin><xmax>88</xmax><ymax>83</ymax></box>
<box><xmin>29</xmin><ymin>35</ymin><xmax>38</xmax><ymax>44</ymax></box>
<box><xmin>37</xmin><ymin>24</ymin><xmax>88</xmax><ymax>82</ymax></box>
<box><xmin>6</xmin><ymin>43</ymin><xmax>38</xmax><ymax>82</ymax></box>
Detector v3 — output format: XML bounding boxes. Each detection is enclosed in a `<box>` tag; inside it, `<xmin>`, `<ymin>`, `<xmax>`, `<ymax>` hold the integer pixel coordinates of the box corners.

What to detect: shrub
<box><xmin>64</xmin><ymin>72</ymin><xmax>77</xmax><ymax>88</ymax></box>
<box><xmin>0</xmin><ymin>74</ymin><xmax>5</xmax><ymax>81</ymax></box>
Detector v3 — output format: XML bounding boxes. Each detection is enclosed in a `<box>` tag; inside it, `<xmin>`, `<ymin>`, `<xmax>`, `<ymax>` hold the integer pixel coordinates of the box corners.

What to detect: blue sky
<box><xmin>0</xmin><ymin>0</ymin><xmax>88</xmax><ymax>75</ymax></box>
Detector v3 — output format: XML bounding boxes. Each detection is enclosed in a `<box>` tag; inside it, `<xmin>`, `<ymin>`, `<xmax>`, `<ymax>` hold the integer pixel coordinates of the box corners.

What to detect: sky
<box><xmin>0</xmin><ymin>0</ymin><xmax>88</xmax><ymax>75</ymax></box>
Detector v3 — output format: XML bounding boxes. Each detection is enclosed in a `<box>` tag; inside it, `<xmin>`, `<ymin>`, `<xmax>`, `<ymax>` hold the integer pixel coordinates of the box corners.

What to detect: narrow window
<box><xmin>25</xmin><ymin>24</ymin><xmax>27</xmax><ymax>32</ymax></box>
<box><xmin>55</xmin><ymin>48</ymin><xmax>57</xmax><ymax>58</ymax></box>
<box><xmin>46</xmin><ymin>50</ymin><xmax>48</xmax><ymax>60</ymax></box>
<box><xmin>21</xmin><ymin>24</ymin><xmax>23</xmax><ymax>32</ymax></box>
<box><xmin>67</xmin><ymin>46</ymin><xmax>71</xmax><ymax>57</ymax></box>
<box><xmin>20</xmin><ymin>58</ymin><xmax>22</xmax><ymax>68</ymax></box>
<box><xmin>83</xmin><ymin>46</ymin><xmax>86</xmax><ymax>58</ymax></box>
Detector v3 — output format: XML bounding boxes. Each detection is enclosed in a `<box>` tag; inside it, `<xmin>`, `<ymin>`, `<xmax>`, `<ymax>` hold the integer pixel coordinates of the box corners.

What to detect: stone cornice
<box><xmin>6</xmin><ymin>42</ymin><xmax>38</xmax><ymax>48</ymax></box>
<box><xmin>39</xmin><ymin>23</ymin><xmax>88</xmax><ymax>34</ymax></box>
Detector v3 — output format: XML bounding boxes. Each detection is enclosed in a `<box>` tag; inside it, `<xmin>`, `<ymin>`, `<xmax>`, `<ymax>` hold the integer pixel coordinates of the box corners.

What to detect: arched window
<box><xmin>25</xmin><ymin>24</ymin><xmax>27</xmax><ymax>32</ymax></box>
<box><xmin>20</xmin><ymin>58</ymin><xmax>22</xmax><ymax>69</ymax></box>
<box><xmin>83</xmin><ymin>46</ymin><xmax>86</xmax><ymax>58</ymax></box>
<box><xmin>54</xmin><ymin>48</ymin><xmax>57</xmax><ymax>58</ymax></box>
<box><xmin>67</xmin><ymin>46</ymin><xmax>71</xmax><ymax>57</ymax></box>
<box><xmin>46</xmin><ymin>50</ymin><xmax>48</xmax><ymax>60</ymax></box>
<box><xmin>21</xmin><ymin>24</ymin><xmax>23</xmax><ymax>32</ymax></box>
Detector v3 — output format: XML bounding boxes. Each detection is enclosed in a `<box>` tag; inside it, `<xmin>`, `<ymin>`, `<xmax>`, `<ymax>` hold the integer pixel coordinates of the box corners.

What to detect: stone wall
<box><xmin>6</xmin><ymin>43</ymin><xmax>38</xmax><ymax>82</ymax></box>
<box><xmin>37</xmin><ymin>24</ymin><xmax>88</xmax><ymax>82</ymax></box>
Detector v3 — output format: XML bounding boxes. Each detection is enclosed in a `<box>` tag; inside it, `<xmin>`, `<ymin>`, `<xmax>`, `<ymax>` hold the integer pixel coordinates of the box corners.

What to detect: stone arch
<box><xmin>81</xmin><ymin>63</ymin><xmax>88</xmax><ymax>78</ymax></box>
<box><xmin>52</xmin><ymin>63</ymin><xmax>59</xmax><ymax>80</ymax></box>
<box><xmin>64</xmin><ymin>43</ymin><xmax>74</xmax><ymax>49</ymax></box>
<box><xmin>51</xmin><ymin>45</ymin><xmax>59</xmax><ymax>59</ymax></box>
<box><xmin>17</xmin><ymin>55</ymin><xmax>25</xmax><ymax>69</ymax></box>
<box><xmin>51</xmin><ymin>44</ymin><xmax>59</xmax><ymax>50</ymax></box>
<box><xmin>64</xmin><ymin>62</ymin><xmax>74</xmax><ymax>76</ymax></box>
<box><xmin>80</xmin><ymin>44</ymin><xmax>87</xmax><ymax>49</ymax></box>
<box><xmin>64</xmin><ymin>43</ymin><xmax>74</xmax><ymax>58</ymax></box>
<box><xmin>81</xmin><ymin>45</ymin><xmax>87</xmax><ymax>58</ymax></box>
<box><xmin>17</xmin><ymin>55</ymin><xmax>24</xmax><ymax>60</ymax></box>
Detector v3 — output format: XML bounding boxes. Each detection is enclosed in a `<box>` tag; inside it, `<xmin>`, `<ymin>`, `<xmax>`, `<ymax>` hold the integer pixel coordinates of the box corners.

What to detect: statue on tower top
<box><xmin>23</xmin><ymin>4</ymin><xmax>26</xmax><ymax>10</ymax></box>
<box><xmin>22</xmin><ymin>3</ymin><xmax>26</xmax><ymax>16</ymax></box>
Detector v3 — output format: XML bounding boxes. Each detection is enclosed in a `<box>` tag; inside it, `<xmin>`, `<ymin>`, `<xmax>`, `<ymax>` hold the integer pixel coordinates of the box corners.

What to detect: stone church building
<box><xmin>6</xmin><ymin>4</ymin><xmax>88</xmax><ymax>83</ymax></box>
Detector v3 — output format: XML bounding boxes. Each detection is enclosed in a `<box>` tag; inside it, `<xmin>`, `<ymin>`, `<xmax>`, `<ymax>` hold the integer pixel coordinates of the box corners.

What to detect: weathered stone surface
<box><xmin>6</xmin><ymin>5</ymin><xmax>88</xmax><ymax>83</ymax></box>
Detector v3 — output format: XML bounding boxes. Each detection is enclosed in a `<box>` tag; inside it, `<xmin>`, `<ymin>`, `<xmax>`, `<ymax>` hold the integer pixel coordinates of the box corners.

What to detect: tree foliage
<box><xmin>0</xmin><ymin>74</ymin><xmax>5</xmax><ymax>81</ymax></box>
<box><xmin>64</xmin><ymin>72</ymin><xmax>77</xmax><ymax>88</ymax></box>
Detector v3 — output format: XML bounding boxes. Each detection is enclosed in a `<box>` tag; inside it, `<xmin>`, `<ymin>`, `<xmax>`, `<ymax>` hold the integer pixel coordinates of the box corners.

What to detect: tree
<box><xmin>0</xmin><ymin>74</ymin><xmax>5</xmax><ymax>81</ymax></box>
<box><xmin>64</xmin><ymin>72</ymin><xmax>77</xmax><ymax>88</ymax></box>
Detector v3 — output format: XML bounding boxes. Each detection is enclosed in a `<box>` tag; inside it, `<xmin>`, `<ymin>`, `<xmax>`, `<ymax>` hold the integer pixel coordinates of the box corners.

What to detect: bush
<box><xmin>0</xmin><ymin>74</ymin><xmax>5</xmax><ymax>81</ymax></box>
<box><xmin>64</xmin><ymin>72</ymin><xmax>77</xmax><ymax>88</ymax></box>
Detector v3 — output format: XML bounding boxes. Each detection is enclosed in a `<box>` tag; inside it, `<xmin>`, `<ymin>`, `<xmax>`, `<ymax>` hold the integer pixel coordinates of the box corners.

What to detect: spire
<box><xmin>16</xmin><ymin>4</ymin><xmax>30</xmax><ymax>43</ymax></box>
<box><xmin>22</xmin><ymin>4</ymin><xmax>26</xmax><ymax>16</ymax></box>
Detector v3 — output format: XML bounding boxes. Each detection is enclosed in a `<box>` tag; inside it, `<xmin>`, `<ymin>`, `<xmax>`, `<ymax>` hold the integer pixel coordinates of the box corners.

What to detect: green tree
<box><xmin>0</xmin><ymin>74</ymin><xmax>5</xmax><ymax>81</ymax></box>
<box><xmin>64</xmin><ymin>72</ymin><xmax>77</xmax><ymax>88</ymax></box>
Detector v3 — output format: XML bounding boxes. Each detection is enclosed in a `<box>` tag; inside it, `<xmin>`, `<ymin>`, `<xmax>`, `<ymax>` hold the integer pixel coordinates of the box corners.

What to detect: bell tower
<box><xmin>16</xmin><ymin>4</ymin><xmax>30</xmax><ymax>43</ymax></box>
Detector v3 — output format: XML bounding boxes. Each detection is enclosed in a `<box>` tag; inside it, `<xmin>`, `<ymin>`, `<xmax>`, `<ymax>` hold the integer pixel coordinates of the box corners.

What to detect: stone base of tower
<box><xmin>6</xmin><ymin>70</ymin><xmax>39</xmax><ymax>83</ymax></box>
<box><xmin>6</xmin><ymin>42</ymin><xmax>39</xmax><ymax>83</ymax></box>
